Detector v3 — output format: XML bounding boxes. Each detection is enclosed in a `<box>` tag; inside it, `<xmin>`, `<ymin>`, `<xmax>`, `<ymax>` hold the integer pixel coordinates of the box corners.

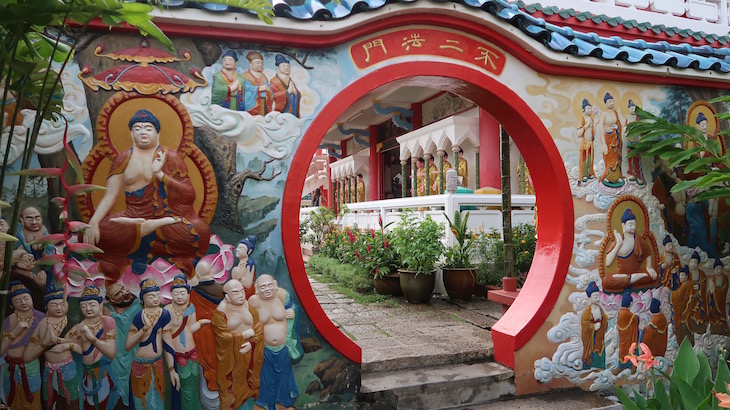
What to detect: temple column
<box><xmin>352</xmin><ymin>175</ymin><xmax>356</xmax><ymax>202</ymax></box>
<box><xmin>438</xmin><ymin>150</ymin><xmax>445</xmax><ymax>194</ymax></box>
<box><xmin>424</xmin><ymin>153</ymin><xmax>432</xmax><ymax>196</ymax></box>
<box><xmin>331</xmin><ymin>178</ymin><xmax>337</xmax><ymax>213</ymax></box>
<box><xmin>475</xmin><ymin>151</ymin><xmax>480</xmax><ymax>189</ymax></box>
<box><xmin>452</xmin><ymin>145</ymin><xmax>460</xmax><ymax>187</ymax></box>
<box><xmin>401</xmin><ymin>160</ymin><xmax>408</xmax><ymax>198</ymax></box>
<box><xmin>411</xmin><ymin>156</ymin><xmax>417</xmax><ymax>198</ymax></box>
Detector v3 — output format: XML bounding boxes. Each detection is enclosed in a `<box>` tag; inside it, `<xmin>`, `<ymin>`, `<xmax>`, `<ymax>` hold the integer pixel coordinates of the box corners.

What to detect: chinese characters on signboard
<box><xmin>350</xmin><ymin>28</ymin><xmax>506</xmax><ymax>75</ymax></box>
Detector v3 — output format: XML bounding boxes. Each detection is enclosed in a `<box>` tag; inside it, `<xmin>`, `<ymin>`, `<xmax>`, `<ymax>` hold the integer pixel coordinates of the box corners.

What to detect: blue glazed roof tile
<box><xmin>188</xmin><ymin>0</ymin><xmax>730</xmax><ymax>74</ymax></box>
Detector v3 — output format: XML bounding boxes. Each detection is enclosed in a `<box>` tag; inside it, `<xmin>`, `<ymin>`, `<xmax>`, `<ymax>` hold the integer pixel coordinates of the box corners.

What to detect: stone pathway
<box><xmin>308</xmin><ymin>276</ymin><xmax>503</xmax><ymax>373</ymax></box>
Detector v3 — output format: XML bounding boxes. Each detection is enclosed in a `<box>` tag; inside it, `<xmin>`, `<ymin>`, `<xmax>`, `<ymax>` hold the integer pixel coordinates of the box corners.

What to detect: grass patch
<box><xmin>449</xmin><ymin>313</ymin><xmax>467</xmax><ymax>323</ymax></box>
<box><xmin>306</xmin><ymin>255</ymin><xmax>401</xmax><ymax>306</ymax></box>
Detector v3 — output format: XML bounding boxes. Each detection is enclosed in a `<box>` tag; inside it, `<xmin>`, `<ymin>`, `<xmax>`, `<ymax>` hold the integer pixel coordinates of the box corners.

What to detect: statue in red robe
<box><xmin>83</xmin><ymin>109</ymin><xmax>210</xmax><ymax>283</ymax></box>
<box><xmin>642</xmin><ymin>298</ymin><xmax>667</xmax><ymax>357</ymax></box>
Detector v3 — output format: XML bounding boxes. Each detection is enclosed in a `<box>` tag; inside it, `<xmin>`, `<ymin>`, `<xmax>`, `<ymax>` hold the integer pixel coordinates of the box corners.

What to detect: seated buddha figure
<box><xmin>601</xmin><ymin>206</ymin><xmax>660</xmax><ymax>294</ymax></box>
<box><xmin>83</xmin><ymin>109</ymin><xmax>210</xmax><ymax>283</ymax></box>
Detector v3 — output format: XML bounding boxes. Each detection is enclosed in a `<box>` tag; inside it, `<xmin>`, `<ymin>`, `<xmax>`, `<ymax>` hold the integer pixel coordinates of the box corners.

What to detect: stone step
<box><xmin>361</xmin><ymin>346</ymin><xmax>494</xmax><ymax>374</ymax></box>
<box><xmin>358</xmin><ymin>361</ymin><xmax>514</xmax><ymax>409</ymax></box>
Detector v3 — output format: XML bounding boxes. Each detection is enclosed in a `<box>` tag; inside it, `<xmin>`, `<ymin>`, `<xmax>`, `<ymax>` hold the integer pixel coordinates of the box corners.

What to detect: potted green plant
<box><xmin>391</xmin><ymin>213</ymin><xmax>444</xmax><ymax>304</ymax></box>
<box><xmin>442</xmin><ymin>211</ymin><xmax>477</xmax><ymax>300</ymax></box>
<box><xmin>359</xmin><ymin>215</ymin><xmax>400</xmax><ymax>295</ymax></box>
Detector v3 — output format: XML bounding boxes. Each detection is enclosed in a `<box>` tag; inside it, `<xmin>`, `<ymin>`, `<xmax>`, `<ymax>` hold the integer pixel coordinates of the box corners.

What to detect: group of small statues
<box><xmin>2</xmin><ymin>261</ymin><xmax>301</xmax><ymax>410</ymax></box>
<box><xmin>211</xmin><ymin>51</ymin><xmax>301</xmax><ymax>118</ymax></box>
<box><xmin>576</xmin><ymin>93</ymin><xmax>644</xmax><ymax>187</ymax></box>
<box><xmin>584</xmin><ymin>207</ymin><xmax>728</xmax><ymax>369</ymax></box>
<box><xmin>412</xmin><ymin>148</ymin><xmax>468</xmax><ymax>196</ymax></box>
<box><xmin>335</xmin><ymin>174</ymin><xmax>366</xmax><ymax>209</ymax></box>
<box><xmin>1</xmin><ymin>107</ymin><xmax>301</xmax><ymax>410</ymax></box>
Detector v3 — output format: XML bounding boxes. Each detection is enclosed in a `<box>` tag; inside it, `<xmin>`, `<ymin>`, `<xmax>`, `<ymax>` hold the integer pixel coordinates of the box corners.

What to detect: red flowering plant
<box><xmin>615</xmin><ymin>339</ymin><xmax>730</xmax><ymax>409</ymax></box>
<box><xmin>355</xmin><ymin>214</ymin><xmax>397</xmax><ymax>279</ymax></box>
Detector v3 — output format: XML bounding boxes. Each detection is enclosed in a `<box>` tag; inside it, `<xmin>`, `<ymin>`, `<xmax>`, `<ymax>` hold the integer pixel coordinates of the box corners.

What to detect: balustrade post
<box><xmin>401</xmin><ymin>160</ymin><xmax>408</xmax><ymax>198</ymax></box>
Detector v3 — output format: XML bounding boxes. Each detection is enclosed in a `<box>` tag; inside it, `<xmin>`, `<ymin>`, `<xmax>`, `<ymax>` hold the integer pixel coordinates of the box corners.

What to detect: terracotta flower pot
<box><xmin>443</xmin><ymin>267</ymin><xmax>477</xmax><ymax>300</ymax></box>
<box><xmin>398</xmin><ymin>269</ymin><xmax>435</xmax><ymax>304</ymax></box>
<box><xmin>502</xmin><ymin>276</ymin><xmax>518</xmax><ymax>292</ymax></box>
<box><xmin>373</xmin><ymin>273</ymin><xmax>403</xmax><ymax>296</ymax></box>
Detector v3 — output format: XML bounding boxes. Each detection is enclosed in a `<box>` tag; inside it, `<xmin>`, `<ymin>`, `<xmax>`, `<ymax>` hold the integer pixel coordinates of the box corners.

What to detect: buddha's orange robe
<box><xmin>617</xmin><ymin>307</ymin><xmax>638</xmax><ymax>364</ymax></box>
<box><xmin>212</xmin><ymin>305</ymin><xmax>265</xmax><ymax>410</ymax></box>
<box><xmin>642</xmin><ymin>312</ymin><xmax>668</xmax><ymax>357</ymax></box>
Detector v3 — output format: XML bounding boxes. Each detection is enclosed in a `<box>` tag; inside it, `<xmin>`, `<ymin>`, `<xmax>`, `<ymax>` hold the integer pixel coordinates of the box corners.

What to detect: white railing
<box><xmin>520</xmin><ymin>0</ymin><xmax>730</xmax><ymax>36</ymax></box>
<box><xmin>300</xmin><ymin>193</ymin><xmax>536</xmax><ymax>245</ymax></box>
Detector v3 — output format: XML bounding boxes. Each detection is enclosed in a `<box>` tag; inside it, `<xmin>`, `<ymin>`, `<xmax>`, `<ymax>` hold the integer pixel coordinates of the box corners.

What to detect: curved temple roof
<box><xmin>165</xmin><ymin>0</ymin><xmax>730</xmax><ymax>74</ymax></box>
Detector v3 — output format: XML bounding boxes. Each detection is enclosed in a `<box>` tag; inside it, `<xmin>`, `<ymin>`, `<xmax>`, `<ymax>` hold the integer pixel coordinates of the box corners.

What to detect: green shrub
<box><xmin>306</xmin><ymin>255</ymin><xmax>372</xmax><ymax>293</ymax></box>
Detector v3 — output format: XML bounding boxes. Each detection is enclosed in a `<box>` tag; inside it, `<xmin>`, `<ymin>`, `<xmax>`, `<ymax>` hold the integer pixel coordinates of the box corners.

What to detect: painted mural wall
<box><xmin>1</xmin><ymin>16</ymin><xmax>729</xmax><ymax>409</ymax></box>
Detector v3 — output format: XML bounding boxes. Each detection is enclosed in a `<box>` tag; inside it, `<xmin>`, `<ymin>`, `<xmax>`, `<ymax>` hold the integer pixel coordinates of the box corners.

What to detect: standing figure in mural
<box><xmin>23</xmin><ymin>285</ymin><xmax>78</xmax><ymax>410</ymax></box>
<box><xmin>190</xmin><ymin>261</ymin><xmax>225</xmax><ymax>410</ymax></box>
<box><xmin>671</xmin><ymin>266</ymin><xmax>697</xmax><ymax>346</ymax></box>
<box><xmin>617</xmin><ymin>292</ymin><xmax>639</xmax><ymax>367</ymax></box>
<box><xmin>164</xmin><ymin>274</ymin><xmax>210</xmax><ymax>410</ymax></box>
<box><xmin>428</xmin><ymin>156</ymin><xmax>439</xmax><ymax>195</ymax></box>
<box><xmin>576</xmin><ymin>98</ymin><xmax>596</xmax><ymax>184</ymax></box>
<box><xmin>357</xmin><ymin>174</ymin><xmax>366</xmax><ymax>202</ymax></box>
<box><xmin>597</xmin><ymin>92</ymin><xmax>625</xmax><ymax>188</ymax></box>
<box><xmin>687</xmin><ymin>251</ymin><xmax>707</xmax><ymax>335</ymax></box>
<box><xmin>83</xmin><ymin>109</ymin><xmax>211</xmax><ymax>283</ymax></box>
<box><xmin>232</xmin><ymin>235</ymin><xmax>257</xmax><ymax>299</ymax></box>
<box><xmin>685</xmin><ymin>195</ymin><xmax>717</xmax><ymax>258</ymax></box>
<box><xmin>249</xmin><ymin>274</ymin><xmax>302</xmax><ymax>410</ymax></box>
<box><xmin>603</xmin><ymin>208</ymin><xmax>659</xmax><ymax>293</ymax></box>
<box><xmin>125</xmin><ymin>279</ymin><xmax>175</xmax><ymax>410</ymax></box>
<box><xmin>68</xmin><ymin>286</ymin><xmax>117</xmax><ymax>410</ymax></box>
<box><xmin>641</xmin><ymin>298</ymin><xmax>667</xmax><ymax>357</ymax></box>
<box><xmin>660</xmin><ymin>235</ymin><xmax>681</xmax><ymax>289</ymax></box>
<box><xmin>457</xmin><ymin>148</ymin><xmax>468</xmax><ymax>188</ymax></box>
<box><xmin>581</xmin><ymin>282</ymin><xmax>605</xmax><ymax>369</ymax></box>
<box><xmin>270</xmin><ymin>54</ymin><xmax>301</xmax><ymax>117</ymax></box>
<box><xmin>211</xmin><ymin>50</ymin><xmax>246</xmax><ymax>111</ymax></box>
<box><xmin>624</xmin><ymin>100</ymin><xmax>645</xmax><ymax>186</ymax></box>
<box><xmin>707</xmin><ymin>259</ymin><xmax>728</xmax><ymax>335</ymax></box>
<box><xmin>415</xmin><ymin>158</ymin><xmax>426</xmax><ymax>196</ymax></box>
<box><xmin>2</xmin><ymin>281</ymin><xmax>45</xmax><ymax>410</ymax></box>
<box><xmin>242</xmin><ymin>52</ymin><xmax>273</xmax><ymax>116</ymax></box>
<box><xmin>212</xmin><ymin>279</ymin><xmax>264</xmax><ymax>410</ymax></box>
<box><xmin>105</xmin><ymin>282</ymin><xmax>141</xmax><ymax>409</ymax></box>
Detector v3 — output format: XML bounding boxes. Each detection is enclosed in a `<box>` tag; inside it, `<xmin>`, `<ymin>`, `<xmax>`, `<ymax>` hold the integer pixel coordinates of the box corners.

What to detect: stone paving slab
<box><xmin>308</xmin><ymin>276</ymin><xmax>503</xmax><ymax>373</ymax></box>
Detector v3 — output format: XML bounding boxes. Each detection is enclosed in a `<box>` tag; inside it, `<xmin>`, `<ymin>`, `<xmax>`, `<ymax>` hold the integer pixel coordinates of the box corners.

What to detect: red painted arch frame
<box><xmin>281</xmin><ymin>62</ymin><xmax>574</xmax><ymax>368</ymax></box>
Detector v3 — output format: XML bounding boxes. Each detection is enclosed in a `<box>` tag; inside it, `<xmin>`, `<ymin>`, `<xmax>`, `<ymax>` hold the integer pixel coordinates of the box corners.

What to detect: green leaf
<box><xmin>66</xmin><ymin>242</ymin><xmax>103</xmax><ymax>255</ymax></box>
<box><xmin>693</xmin><ymin>350</ymin><xmax>712</xmax><ymax>396</ymax></box>
<box><xmin>674</xmin><ymin>339</ymin><xmax>700</xmax><ymax>383</ymax></box>
<box><xmin>0</xmin><ymin>200</ymin><xmax>11</xmax><ymax>208</ymax></box>
<box><xmin>9</xmin><ymin>167</ymin><xmax>62</xmax><ymax>177</ymax></box>
<box><xmin>714</xmin><ymin>355</ymin><xmax>730</xmax><ymax>392</ymax></box>
<box><xmin>614</xmin><ymin>387</ymin><xmax>641</xmax><ymax>410</ymax></box>
<box><xmin>653</xmin><ymin>379</ymin><xmax>671</xmax><ymax>410</ymax></box>
<box><xmin>34</xmin><ymin>254</ymin><xmax>65</xmax><ymax>266</ymax></box>
<box><xmin>64</xmin><ymin>141</ymin><xmax>84</xmax><ymax>184</ymax></box>
<box><xmin>67</xmin><ymin>183</ymin><xmax>106</xmax><ymax>196</ymax></box>
<box><xmin>28</xmin><ymin>233</ymin><xmax>65</xmax><ymax>246</ymax></box>
<box><xmin>676</xmin><ymin>377</ymin><xmax>704</xmax><ymax>409</ymax></box>
<box><xmin>0</xmin><ymin>232</ymin><xmax>18</xmax><ymax>242</ymax></box>
<box><xmin>66</xmin><ymin>264</ymin><xmax>90</xmax><ymax>278</ymax></box>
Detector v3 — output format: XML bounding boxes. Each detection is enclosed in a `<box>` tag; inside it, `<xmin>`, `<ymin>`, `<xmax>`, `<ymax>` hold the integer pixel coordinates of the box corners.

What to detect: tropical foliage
<box><xmin>474</xmin><ymin>223</ymin><xmax>536</xmax><ymax>287</ymax></box>
<box><xmin>626</xmin><ymin>103</ymin><xmax>730</xmax><ymax>205</ymax></box>
<box><xmin>442</xmin><ymin>210</ymin><xmax>476</xmax><ymax>269</ymax></box>
<box><xmin>615</xmin><ymin>339</ymin><xmax>730</xmax><ymax>409</ymax></box>
<box><xmin>390</xmin><ymin>213</ymin><xmax>444</xmax><ymax>275</ymax></box>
